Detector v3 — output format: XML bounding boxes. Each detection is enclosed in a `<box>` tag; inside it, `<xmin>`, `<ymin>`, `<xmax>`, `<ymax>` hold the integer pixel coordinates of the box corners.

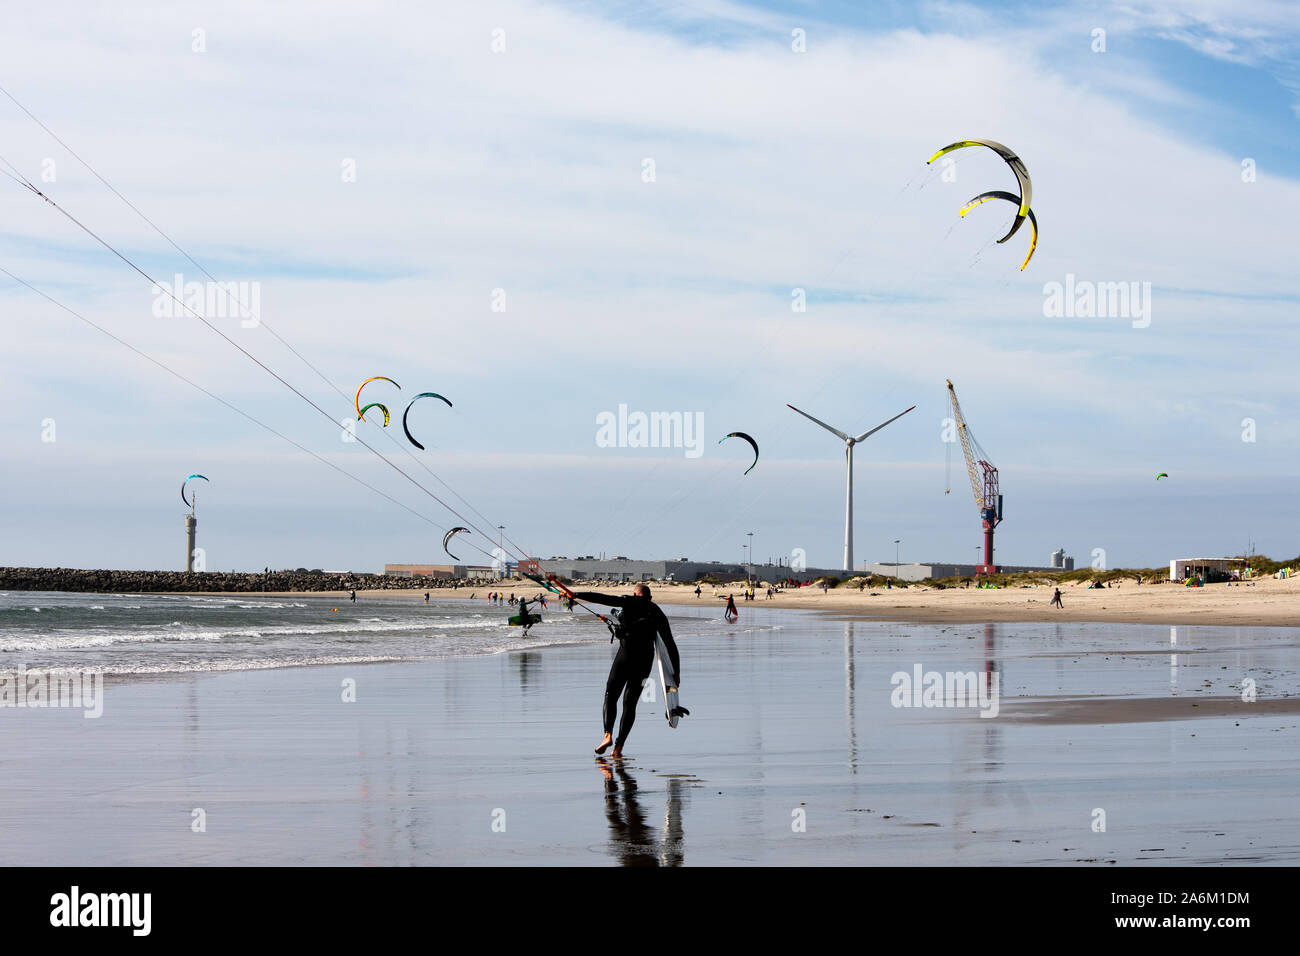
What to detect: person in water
<box><xmin>515</xmin><ymin>596</ymin><xmax>543</xmax><ymax>634</ymax></box>
<box><xmin>724</xmin><ymin>594</ymin><xmax>738</xmax><ymax>622</ymax></box>
<box><xmin>573</xmin><ymin>584</ymin><xmax>680</xmax><ymax>759</ymax></box>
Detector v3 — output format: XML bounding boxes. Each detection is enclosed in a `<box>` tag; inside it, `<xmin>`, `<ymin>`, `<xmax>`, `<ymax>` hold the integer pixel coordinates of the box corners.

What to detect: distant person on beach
<box><xmin>724</xmin><ymin>594</ymin><xmax>738</xmax><ymax>622</ymax></box>
<box><xmin>350</xmin><ymin>590</ymin><xmax>356</xmax><ymax>604</ymax></box>
<box><xmin>694</xmin><ymin>585</ymin><xmax>701</xmax><ymax>598</ymax></box>
<box><xmin>424</xmin><ymin>592</ymin><xmax>429</xmax><ymax>604</ymax></box>
<box><xmin>572</xmin><ymin>584</ymin><xmax>680</xmax><ymax>760</ymax></box>
<box><xmin>1050</xmin><ymin>588</ymin><xmax>1063</xmax><ymax>609</ymax></box>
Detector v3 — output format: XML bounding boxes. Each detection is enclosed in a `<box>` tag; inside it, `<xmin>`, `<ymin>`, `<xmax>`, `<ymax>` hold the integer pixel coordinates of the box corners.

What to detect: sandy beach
<box><xmin>351</xmin><ymin>573</ymin><xmax>1300</xmax><ymax>628</ymax></box>
<box><xmin>3</xmin><ymin>604</ymin><xmax>1296</xmax><ymax>866</ymax></box>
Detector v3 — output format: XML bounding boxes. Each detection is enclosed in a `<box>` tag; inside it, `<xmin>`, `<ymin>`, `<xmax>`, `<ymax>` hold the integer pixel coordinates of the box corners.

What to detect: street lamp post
<box><xmin>894</xmin><ymin>539</ymin><xmax>900</xmax><ymax>580</ymax></box>
<box><xmin>747</xmin><ymin>532</ymin><xmax>754</xmax><ymax>586</ymax></box>
<box><xmin>497</xmin><ymin>525</ymin><xmax>505</xmax><ymax>579</ymax></box>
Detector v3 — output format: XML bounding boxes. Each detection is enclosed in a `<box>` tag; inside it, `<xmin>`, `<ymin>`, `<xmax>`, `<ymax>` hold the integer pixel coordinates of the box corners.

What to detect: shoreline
<box><xmin>7</xmin><ymin>574</ymin><xmax>1300</xmax><ymax>628</ymax></box>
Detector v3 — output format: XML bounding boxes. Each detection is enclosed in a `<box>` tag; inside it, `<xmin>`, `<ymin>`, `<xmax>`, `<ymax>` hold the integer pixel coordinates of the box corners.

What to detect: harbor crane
<box><xmin>946</xmin><ymin>379</ymin><xmax>1002</xmax><ymax>575</ymax></box>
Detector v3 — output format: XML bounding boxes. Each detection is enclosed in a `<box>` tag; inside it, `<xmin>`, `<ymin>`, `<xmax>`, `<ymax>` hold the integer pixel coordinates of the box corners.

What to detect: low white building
<box><xmin>1169</xmin><ymin>557</ymin><xmax>1245</xmax><ymax>582</ymax></box>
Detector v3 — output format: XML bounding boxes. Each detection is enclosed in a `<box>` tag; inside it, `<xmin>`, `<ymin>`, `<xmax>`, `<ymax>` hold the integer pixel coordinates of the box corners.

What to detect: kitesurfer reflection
<box><xmin>596</xmin><ymin>759</ymin><xmax>684</xmax><ymax>867</ymax></box>
<box><xmin>514</xmin><ymin>651</ymin><xmax>539</xmax><ymax>693</ymax></box>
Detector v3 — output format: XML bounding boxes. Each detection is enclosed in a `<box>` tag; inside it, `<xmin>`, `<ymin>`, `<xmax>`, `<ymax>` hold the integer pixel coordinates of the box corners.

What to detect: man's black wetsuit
<box><xmin>574</xmin><ymin>591</ymin><xmax>680</xmax><ymax>748</ymax></box>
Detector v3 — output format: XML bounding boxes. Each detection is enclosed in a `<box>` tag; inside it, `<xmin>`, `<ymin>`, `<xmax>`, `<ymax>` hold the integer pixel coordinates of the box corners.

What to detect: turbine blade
<box><xmin>852</xmin><ymin>405</ymin><xmax>916</xmax><ymax>443</ymax></box>
<box><xmin>786</xmin><ymin>404</ymin><xmax>851</xmax><ymax>442</ymax></box>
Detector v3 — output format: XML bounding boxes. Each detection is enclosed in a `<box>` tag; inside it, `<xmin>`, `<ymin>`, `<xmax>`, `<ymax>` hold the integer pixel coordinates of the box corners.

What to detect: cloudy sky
<box><xmin>1</xmin><ymin>0</ymin><xmax>1296</xmax><ymax>574</ymax></box>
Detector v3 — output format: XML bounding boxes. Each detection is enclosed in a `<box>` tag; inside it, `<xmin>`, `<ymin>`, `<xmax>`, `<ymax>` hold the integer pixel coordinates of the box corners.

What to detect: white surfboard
<box><xmin>655</xmin><ymin>634</ymin><xmax>686</xmax><ymax>728</ymax></box>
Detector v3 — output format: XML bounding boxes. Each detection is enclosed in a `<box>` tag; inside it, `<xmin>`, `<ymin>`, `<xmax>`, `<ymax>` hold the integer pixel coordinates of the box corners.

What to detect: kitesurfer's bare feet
<box><xmin>611</xmin><ymin>745</ymin><xmax>625</xmax><ymax>759</ymax></box>
<box><xmin>594</xmin><ymin>733</ymin><xmax>613</xmax><ymax>755</ymax></box>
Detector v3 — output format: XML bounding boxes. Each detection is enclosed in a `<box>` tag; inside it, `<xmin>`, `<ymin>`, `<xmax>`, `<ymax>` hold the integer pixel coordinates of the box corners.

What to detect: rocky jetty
<box><xmin>0</xmin><ymin>567</ymin><xmax>463</xmax><ymax>593</ymax></box>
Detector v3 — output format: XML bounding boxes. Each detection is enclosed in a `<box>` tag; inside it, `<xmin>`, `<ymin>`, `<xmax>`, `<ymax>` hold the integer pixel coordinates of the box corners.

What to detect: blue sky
<box><xmin>1</xmin><ymin>0</ymin><xmax>1296</xmax><ymax>573</ymax></box>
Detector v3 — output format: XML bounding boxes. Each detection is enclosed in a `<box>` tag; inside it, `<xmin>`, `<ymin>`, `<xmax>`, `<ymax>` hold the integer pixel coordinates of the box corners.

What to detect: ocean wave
<box><xmin>0</xmin><ymin>616</ymin><xmax>508</xmax><ymax>651</ymax></box>
<box><xmin>0</xmin><ymin>629</ymin><xmax>228</xmax><ymax>651</ymax></box>
<box><xmin>0</xmin><ymin>654</ymin><xmax>410</xmax><ymax>678</ymax></box>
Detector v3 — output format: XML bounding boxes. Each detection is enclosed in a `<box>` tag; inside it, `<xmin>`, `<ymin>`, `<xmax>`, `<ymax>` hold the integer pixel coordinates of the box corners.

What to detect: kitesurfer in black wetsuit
<box><xmin>574</xmin><ymin>584</ymin><xmax>680</xmax><ymax>759</ymax></box>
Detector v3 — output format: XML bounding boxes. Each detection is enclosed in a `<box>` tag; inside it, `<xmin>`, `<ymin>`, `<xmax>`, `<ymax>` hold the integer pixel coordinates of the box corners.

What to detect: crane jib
<box><xmin>947</xmin><ymin>379</ymin><xmax>1003</xmax><ymax>573</ymax></box>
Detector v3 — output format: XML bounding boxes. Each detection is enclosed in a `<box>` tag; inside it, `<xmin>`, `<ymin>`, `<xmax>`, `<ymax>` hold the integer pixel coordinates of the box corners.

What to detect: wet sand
<box><xmin>2</xmin><ymin>609</ymin><xmax>1296</xmax><ymax>865</ymax></box>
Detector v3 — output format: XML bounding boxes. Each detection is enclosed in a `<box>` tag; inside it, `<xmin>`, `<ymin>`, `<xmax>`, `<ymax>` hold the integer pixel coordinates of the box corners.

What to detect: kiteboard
<box><xmin>508</xmin><ymin>614</ymin><xmax>541</xmax><ymax>627</ymax></box>
<box><xmin>655</xmin><ymin>634</ymin><xmax>689</xmax><ymax>728</ymax></box>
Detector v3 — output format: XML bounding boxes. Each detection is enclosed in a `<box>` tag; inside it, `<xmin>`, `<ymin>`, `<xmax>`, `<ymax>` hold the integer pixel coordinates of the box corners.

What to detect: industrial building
<box><xmin>491</xmin><ymin>558</ymin><xmax>841</xmax><ymax>583</ymax></box>
<box><xmin>384</xmin><ymin>563</ymin><xmax>509</xmax><ymax>580</ymax></box>
<box><xmin>385</xmin><ymin>558</ymin><xmax>841</xmax><ymax>583</ymax></box>
<box><xmin>869</xmin><ymin>561</ymin><xmax>1073</xmax><ymax>582</ymax></box>
<box><xmin>1050</xmin><ymin>548</ymin><xmax>1075</xmax><ymax>571</ymax></box>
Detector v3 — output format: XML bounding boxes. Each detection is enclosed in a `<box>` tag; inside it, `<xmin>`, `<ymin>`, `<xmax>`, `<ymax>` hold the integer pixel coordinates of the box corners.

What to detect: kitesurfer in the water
<box><xmin>574</xmin><ymin>584</ymin><xmax>680</xmax><ymax>759</ymax></box>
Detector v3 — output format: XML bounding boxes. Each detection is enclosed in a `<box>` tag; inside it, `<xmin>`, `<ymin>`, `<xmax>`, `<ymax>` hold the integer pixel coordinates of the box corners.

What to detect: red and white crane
<box><xmin>946</xmin><ymin>379</ymin><xmax>1002</xmax><ymax>575</ymax></box>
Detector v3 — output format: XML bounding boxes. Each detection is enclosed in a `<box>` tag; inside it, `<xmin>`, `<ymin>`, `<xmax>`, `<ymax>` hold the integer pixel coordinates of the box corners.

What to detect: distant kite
<box><xmin>403</xmin><ymin>392</ymin><xmax>453</xmax><ymax>450</ymax></box>
<box><xmin>357</xmin><ymin>402</ymin><xmax>390</xmax><ymax>427</ymax></box>
<box><xmin>181</xmin><ymin>473</ymin><xmax>209</xmax><ymax>507</ymax></box>
<box><xmin>355</xmin><ymin>376</ymin><xmax>400</xmax><ymax>417</ymax></box>
<box><xmin>443</xmin><ymin>526</ymin><xmax>470</xmax><ymax>560</ymax></box>
<box><xmin>1156</xmin><ymin>472</ymin><xmax>1168</xmax><ymax>480</ymax></box>
<box><xmin>720</xmin><ymin>432</ymin><xmax>760</xmax><ymax>475</ymax></box>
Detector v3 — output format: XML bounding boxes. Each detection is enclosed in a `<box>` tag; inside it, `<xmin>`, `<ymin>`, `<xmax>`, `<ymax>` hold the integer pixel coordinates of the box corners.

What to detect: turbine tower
<box><xmin>787</xmin><ymin>403</ymin><xmax>915</xmax><ymax>572</ymax></box>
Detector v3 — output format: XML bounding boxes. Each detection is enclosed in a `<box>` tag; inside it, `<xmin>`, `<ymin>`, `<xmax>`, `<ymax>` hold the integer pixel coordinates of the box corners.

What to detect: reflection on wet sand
<box><xmin>845</xmin><ymin>622</ymin><xmax>857</xmax><ymax>774</ymax></box>
<box><xmin>514</xmin><ymin>651</ymin><xmax>540</xmax><ymax>692</ymax></box>
<box><xmin>597</xmin><ymin>759</ymin><xmax>685</xmax><ymax>867</ymax></box>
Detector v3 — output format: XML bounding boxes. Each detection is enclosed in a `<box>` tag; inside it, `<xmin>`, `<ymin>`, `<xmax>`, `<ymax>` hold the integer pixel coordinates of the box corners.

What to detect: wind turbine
<box><xmin>787</xmin><ymin>403</ymin><xmax>915</xmax><ymax>572</ymax></box>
